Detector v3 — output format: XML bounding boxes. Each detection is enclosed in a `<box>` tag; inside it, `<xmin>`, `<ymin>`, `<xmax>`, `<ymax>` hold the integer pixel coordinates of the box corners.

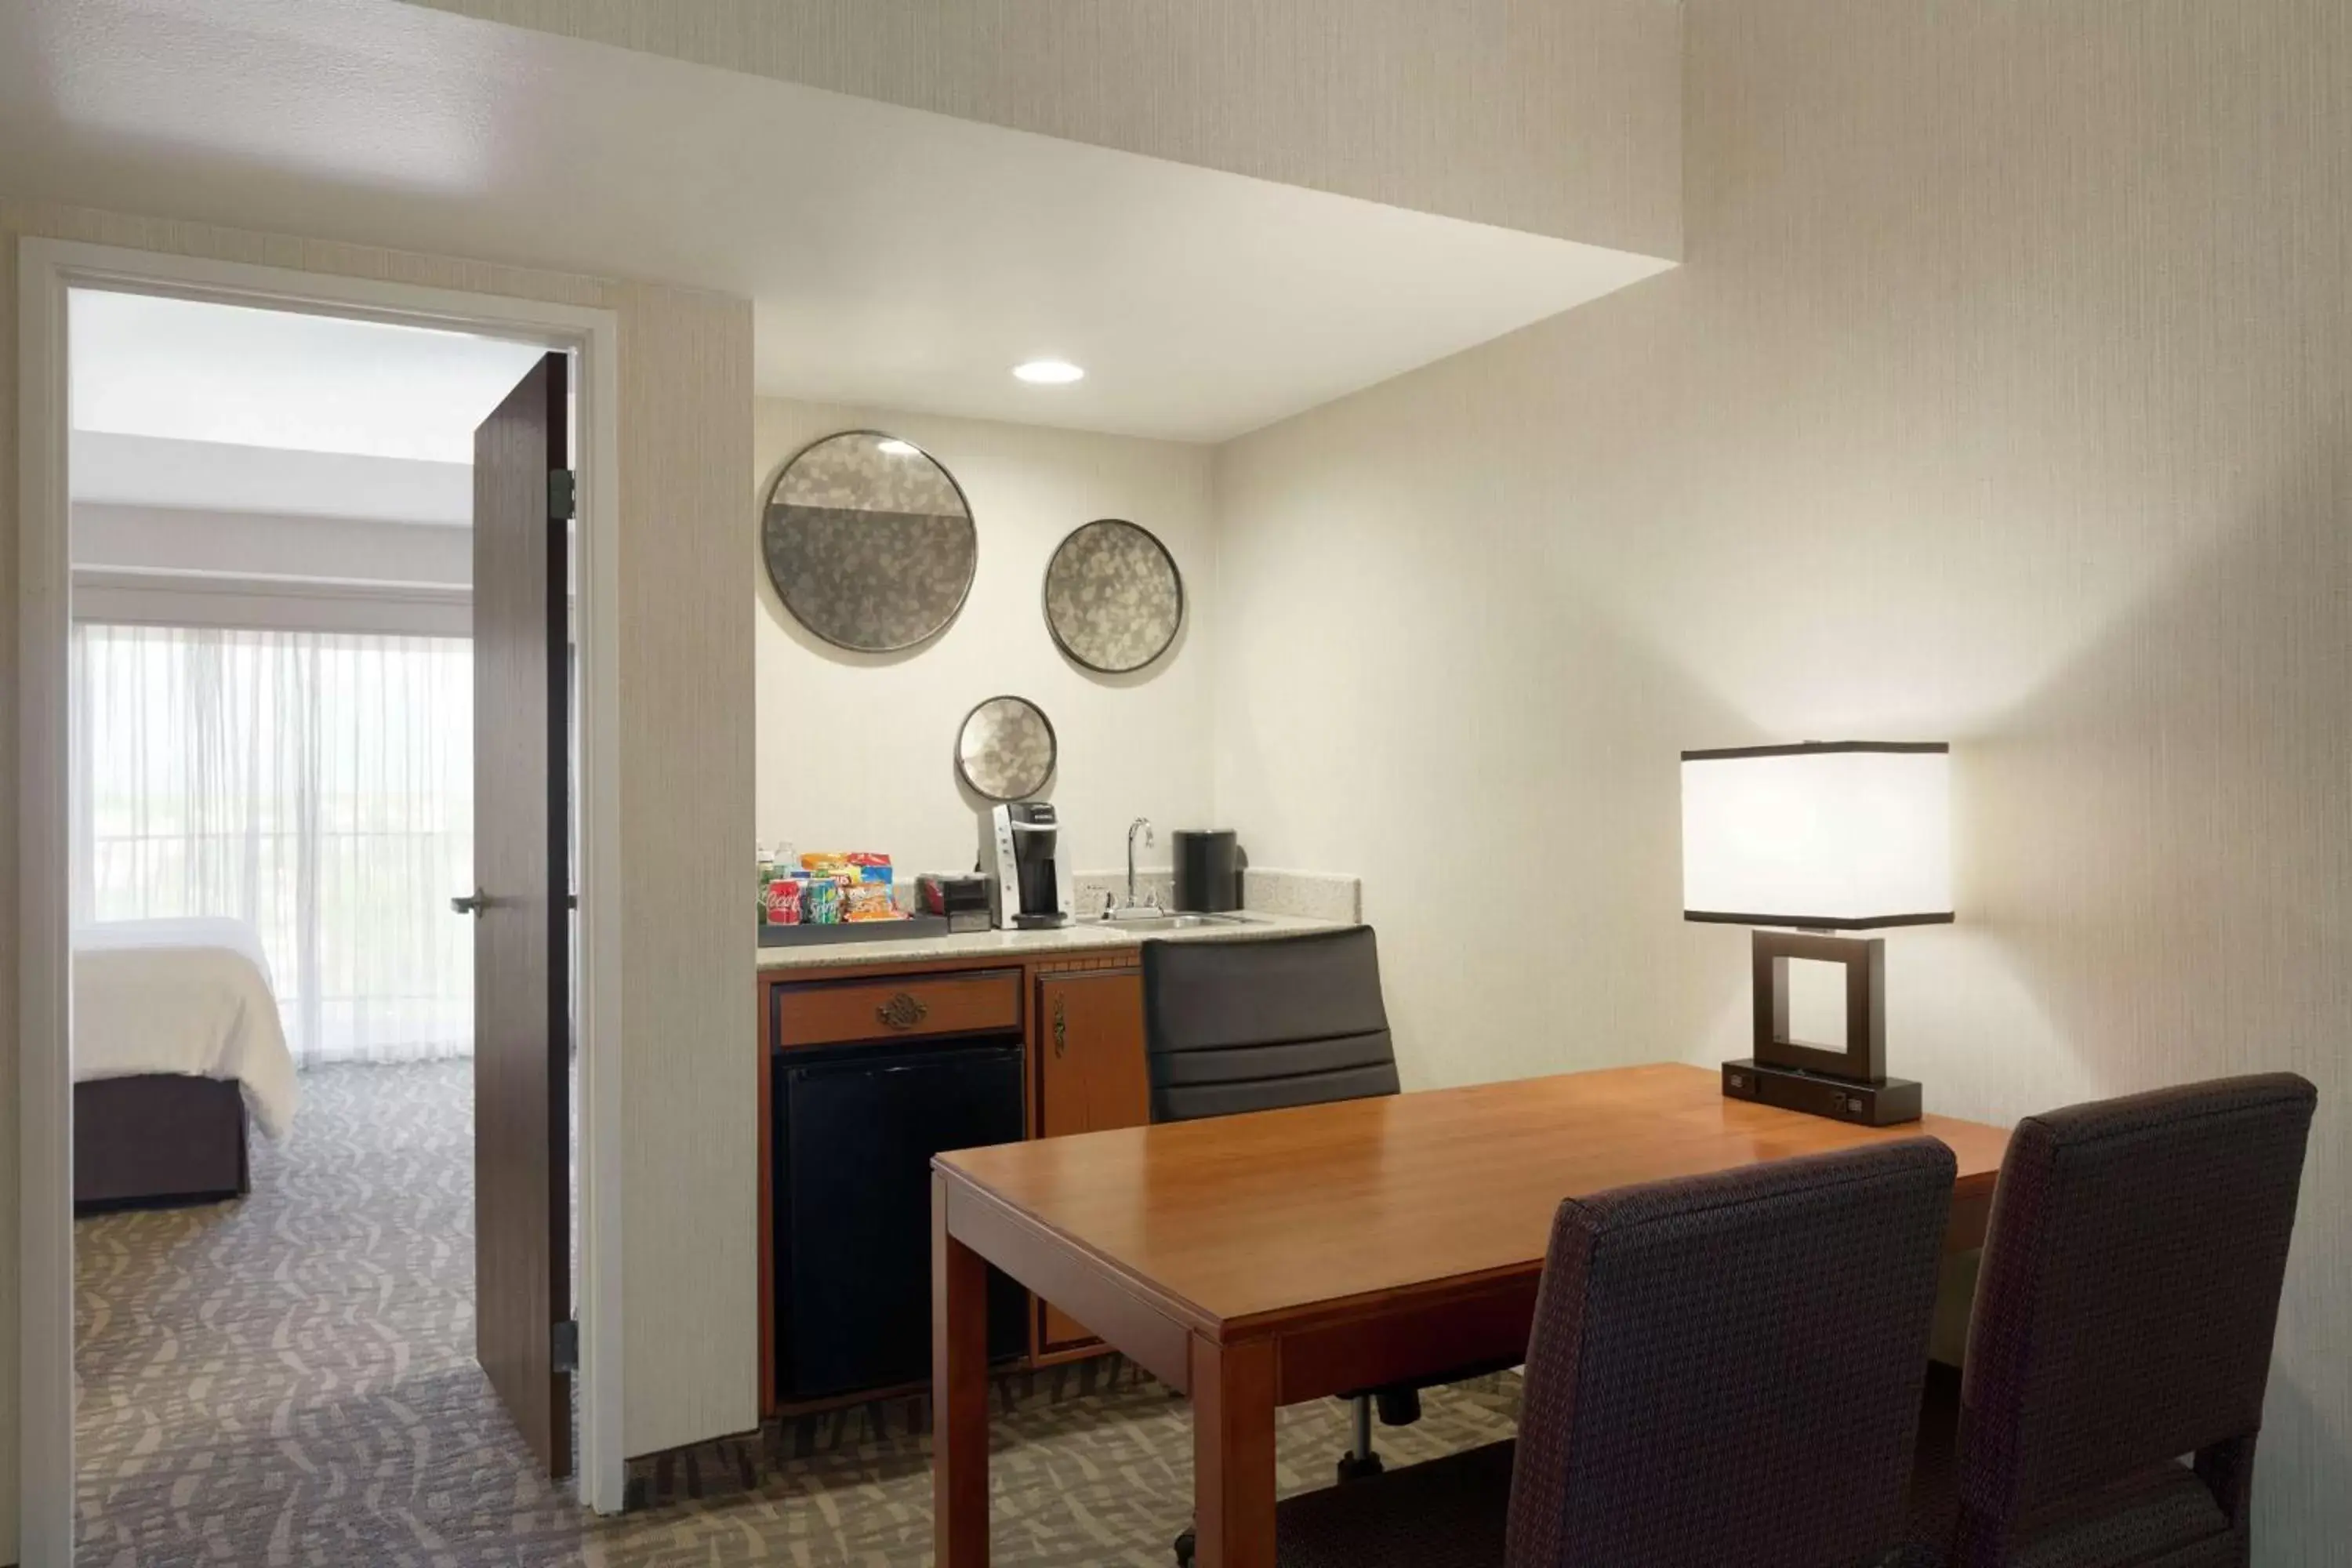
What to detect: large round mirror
<box><xmin>762</xmin><ymin>430</ymin><xmax>976</xmax><ymax>653</ymax></box>
<box><xmin>1044</xmin><ymin>518</ymin><xmax>1183</xmax><ymax>673</ymax></box>
<box><xmin>956</xmin><ymin>695</ymin><xmax>1057</xmax><ymax>801</ymax></box>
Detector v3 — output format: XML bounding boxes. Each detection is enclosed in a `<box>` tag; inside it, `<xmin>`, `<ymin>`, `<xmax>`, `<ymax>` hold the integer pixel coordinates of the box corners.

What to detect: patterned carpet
<box><xmin>76</xmin><ymin>1062</ymin><xmax>1522</xmax><ymax>1566</ymax></box>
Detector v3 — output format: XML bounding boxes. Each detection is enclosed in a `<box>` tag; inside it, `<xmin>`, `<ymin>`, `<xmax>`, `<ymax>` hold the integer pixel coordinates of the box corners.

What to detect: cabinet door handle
<box><xmin>1052</xmin><ymin>996</ymin><xmax>1068</xmax><ymax>1058</ymax></box>
<box><xmin>876</xmin><ymin>992</ymin><xmax>928</xmax><ymax>1030</ymax></box>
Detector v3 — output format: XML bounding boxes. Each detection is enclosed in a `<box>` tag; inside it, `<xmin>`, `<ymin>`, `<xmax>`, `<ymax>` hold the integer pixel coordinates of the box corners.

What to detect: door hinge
<box><xmin>552</xmin><ymin>1318</ymin><xmax>579</xmax><ymax>1373</ymax></box>
<box><xmin>547</xmin><ymin>468</ymin><xmax>577</xmax><ymax>521</ymax></box>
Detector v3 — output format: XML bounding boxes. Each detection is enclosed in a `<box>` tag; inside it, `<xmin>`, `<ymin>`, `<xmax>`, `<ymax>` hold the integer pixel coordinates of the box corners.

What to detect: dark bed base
<box><xmin>74</xmin><ymin>1076</ymin><xmax>252</xmax><ymax>1213</ymax></box>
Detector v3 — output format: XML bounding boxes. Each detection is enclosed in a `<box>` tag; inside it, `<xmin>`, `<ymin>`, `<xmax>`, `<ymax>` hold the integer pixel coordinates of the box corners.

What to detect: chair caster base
<box><xmin>1337</xmin><ymin>1450</ymin><xmax>1385</xmax><ymax>1482</ymax></box>
<box><xmin>1174</xmin><ymin>1525</ymin><xmax>1196</xmax><ymax>1566</ymax></box>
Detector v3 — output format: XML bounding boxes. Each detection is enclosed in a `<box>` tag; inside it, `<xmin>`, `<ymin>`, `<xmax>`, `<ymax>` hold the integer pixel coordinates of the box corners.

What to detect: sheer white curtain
<box><xmin>71</xmin><ymin>622</ymin><xmax>474</xmax><ymax>1067</ymax></box>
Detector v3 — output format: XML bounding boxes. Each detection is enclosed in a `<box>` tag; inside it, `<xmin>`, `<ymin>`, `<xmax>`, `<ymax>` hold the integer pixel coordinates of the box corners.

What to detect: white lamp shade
<box><xmin>1681</xmin><ymin>743</ymin><xmax>1952</xmax><ymax>927</ymax></box>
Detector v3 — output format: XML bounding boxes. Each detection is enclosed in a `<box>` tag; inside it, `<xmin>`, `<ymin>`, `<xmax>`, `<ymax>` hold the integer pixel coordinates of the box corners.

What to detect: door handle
<box><xmin>452</xmin><ymin>888</ymin><xmax>490</xmax><ymax>917</ymax></box>
<box><xmin>1053</xmin><ymin>996</ymin><xmax>1068</xmax><ymax>1058</ymax></box>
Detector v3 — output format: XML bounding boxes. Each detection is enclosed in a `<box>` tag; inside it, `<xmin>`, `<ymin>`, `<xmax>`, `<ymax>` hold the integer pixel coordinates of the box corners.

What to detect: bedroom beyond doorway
<box><xmin>60</xmin><ymin>283</ymin><xmax>586</xmax><ymax>1559</ymax></box>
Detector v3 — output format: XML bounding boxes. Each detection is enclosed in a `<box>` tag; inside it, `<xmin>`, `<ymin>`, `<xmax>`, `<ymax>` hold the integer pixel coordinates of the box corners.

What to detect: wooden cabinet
<box><xmin>1033</xmin><ymin>966</ymin><xmax>1149</xmax><ymax>1352</ymax></box>
<box><xmin>1037</xmin><ymin>967</ymin><xmax>1149</xmax><ymax>1138</ymax></box>
<box><xmin>757</xmin><ymin>949</ymin><xmax>1153</xmax><ymax>1414</ymax></box>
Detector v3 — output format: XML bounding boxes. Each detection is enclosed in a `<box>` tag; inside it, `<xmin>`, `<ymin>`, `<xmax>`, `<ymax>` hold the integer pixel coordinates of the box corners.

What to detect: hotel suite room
<box><xmin>0</xmin><ymin>1</ymin><xmax>2345</xmax><ymax>1566</ymax></box>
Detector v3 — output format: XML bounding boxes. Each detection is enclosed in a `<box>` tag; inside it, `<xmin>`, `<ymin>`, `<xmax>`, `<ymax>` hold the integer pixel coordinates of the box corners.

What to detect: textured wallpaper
<box><xmin>0</xmin><ymin>202</ymin><xmax>757</xmax><ymax>1552</ymax></box>
<box><xmin>0</xmin><ymin>205</ymin><xmax>20</xmax><ymax>1566</ymax></box>
<box><xmin>1214</xmin><ymin>2</ymin><xmax>2350</xmax><ymax>1559</ymax></box>
<box><xmin>397</xmin><ymin>0</ymin><xmax>1684</xmax><ymax>258</ymax></box>
<box><xmin>611</xmin><ymin>278</ymin><xmax>757</xmax><ymax>1459</ymax></box>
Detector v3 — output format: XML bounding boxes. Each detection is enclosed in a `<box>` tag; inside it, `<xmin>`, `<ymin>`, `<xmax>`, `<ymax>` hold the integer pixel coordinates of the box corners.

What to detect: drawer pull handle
<box><xmin>1053</xmin><ymin>996</ymin><xmax>1068</xmax><ymax>1058</ymax></box>
<box><xmin>876</xmin><ymin>993</ymin><xmax>929</xmax><ymax>1030</ymax></box>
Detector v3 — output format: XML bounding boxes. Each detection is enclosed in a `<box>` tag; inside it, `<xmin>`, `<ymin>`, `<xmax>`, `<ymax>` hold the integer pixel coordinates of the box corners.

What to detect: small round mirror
<box><xmin>956</xmin><ymin>695</ymin><xmax>1057</xmax><ymax>801</ymax></box>
<box><xmin>762</xmin><ymin>430</ymin><xmax>976</xmax><ymax>653</ymax></box>
<box><xmin>1043</xmin><ymin>518</ymin><xmax>1183</xmax><ymax>673</ymax></box>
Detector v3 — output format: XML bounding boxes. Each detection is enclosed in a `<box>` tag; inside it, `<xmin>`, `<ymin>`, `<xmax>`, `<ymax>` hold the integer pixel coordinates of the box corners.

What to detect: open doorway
<box><xmin>64</xmin><ymin>289</ymin><xmax>579</xmax><ymax>1555</ymax></box>
<box><xmin>16</xmin><ymin>241</ymin><xmax>627</xmax><ymax>1563</ymax></box>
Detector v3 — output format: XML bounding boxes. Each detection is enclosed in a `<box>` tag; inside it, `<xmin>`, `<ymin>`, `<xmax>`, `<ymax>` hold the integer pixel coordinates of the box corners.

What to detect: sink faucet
<box><xmin>1126</xmin><ymin>818</ymin><xmax>1156</xmax><ymax>912</ymax></box>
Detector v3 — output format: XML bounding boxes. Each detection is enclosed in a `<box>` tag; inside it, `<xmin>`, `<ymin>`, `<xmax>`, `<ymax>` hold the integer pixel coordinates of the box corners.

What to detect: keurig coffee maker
<box><xmin>982</xmin><ymin>802</ymin><xmax>1075</xmax><ymax>929</ymax></box>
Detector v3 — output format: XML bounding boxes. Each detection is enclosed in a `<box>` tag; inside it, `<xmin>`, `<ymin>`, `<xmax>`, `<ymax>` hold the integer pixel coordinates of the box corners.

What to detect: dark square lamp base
<box><xmin>1722</xmin><ymin>1058</ymin><xmax>1922</xmax><ymax>1127</ymax></box>
<box><xmin>1726</xmin><ymin>929</ymin><xmax>1923</xmax><ymax>1126</ymax></box>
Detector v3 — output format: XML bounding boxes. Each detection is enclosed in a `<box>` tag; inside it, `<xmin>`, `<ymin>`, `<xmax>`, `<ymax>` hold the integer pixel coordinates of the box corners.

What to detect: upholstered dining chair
<box><xmin>1272</xmin><ymin>1138</ymin><xmax>1959</xmax><ymax>1568</ymax></box>
<box><xmin>1905</xmin><ymin>1073</ymin><xmax>2317</xmax><ymax>1568</ymax></box>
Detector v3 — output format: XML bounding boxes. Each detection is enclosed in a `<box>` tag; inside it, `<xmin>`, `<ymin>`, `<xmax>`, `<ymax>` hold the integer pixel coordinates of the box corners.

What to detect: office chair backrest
<box><xmin>1505</xmin><ymin>1139</ymin><xmax>1958</xmax><ymax>1568</ymax></box>
<box><xmin>1955</xmin><ymin>1074</ymin><xmax>2316</xmax><ymax>1545</ymax></box>
<box><xmin>1140</xmin><ymin>926</ymin><xmax>1399</xmax><ymax>1123</ymax></box>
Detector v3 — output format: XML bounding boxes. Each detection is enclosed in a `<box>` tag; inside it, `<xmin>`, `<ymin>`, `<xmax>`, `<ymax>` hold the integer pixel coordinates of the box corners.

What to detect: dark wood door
<box><xmin>468</xmin><ymin>352</ymin><xmax>572</xmax><ymax>1477</ymax></box>
<box><xmin>1035</xmin><ymin>968</ymin><xmax>1148</xmax><ymax>1350</ymax></box>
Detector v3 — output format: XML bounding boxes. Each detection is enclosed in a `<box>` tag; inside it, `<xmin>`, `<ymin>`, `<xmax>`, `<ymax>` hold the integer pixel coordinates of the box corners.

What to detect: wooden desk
<box><xmin>931</xmin><ymin>1062</ymin><xmax>2012</xmax><ymax>1567</ymax></box>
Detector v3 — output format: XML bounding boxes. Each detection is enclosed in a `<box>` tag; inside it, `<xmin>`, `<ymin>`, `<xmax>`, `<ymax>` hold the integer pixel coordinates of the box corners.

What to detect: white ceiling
<box><xmin>71</xmin><ymin>290</ymin><xmax>549</xmax><ymax>463</ymax></box>
<box><xmin>67</xmin><ymin>290</ymin><xmax>537</xmax><ymax>523</ymax></box>
<box><xmin>0</xmin><ymin>0</ymin><xmax>1675</xmax><ymax>443</ymax></box>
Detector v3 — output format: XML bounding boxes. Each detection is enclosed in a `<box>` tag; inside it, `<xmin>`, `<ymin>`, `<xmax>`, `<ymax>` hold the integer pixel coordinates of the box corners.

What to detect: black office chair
<box><xmin>1142</xmin><ymin>926</ymin><xmax>1474</xmax><ymax>1566</ymax></box>
<box><xmin>1143</xmin><ymin>924</ymin><xmax>1400</xmax><ymax>1123</ymax></box>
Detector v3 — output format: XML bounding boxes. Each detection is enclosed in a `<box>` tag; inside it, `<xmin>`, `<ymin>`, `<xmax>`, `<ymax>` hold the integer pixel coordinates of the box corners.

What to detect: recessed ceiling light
<box><xmin>876</xmin><ymin>438</ymin><xmax>918</xmax><ymax>456</ymax></box>
<box><xmin>1013</xmin><ymin>359</ymin><xmax>1085</xmax><ymax>385</ymax></box>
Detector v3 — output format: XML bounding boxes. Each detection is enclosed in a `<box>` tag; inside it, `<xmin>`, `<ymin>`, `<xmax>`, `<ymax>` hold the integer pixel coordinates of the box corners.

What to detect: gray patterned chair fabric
<box><xmin>1276</xmin><ymin>1138</ymin><xmax>1959</xmax><ymax>1567</ymax></box>
<box><xmin>1140</xmin><ymin>926</ymin><xmax>1399</xmax><ymax>1123</ymax></box>
<box><xmin>1907</xmin><ymin>1074</ymin><xmax>2317</xmax><ymax>1568</ymax></box>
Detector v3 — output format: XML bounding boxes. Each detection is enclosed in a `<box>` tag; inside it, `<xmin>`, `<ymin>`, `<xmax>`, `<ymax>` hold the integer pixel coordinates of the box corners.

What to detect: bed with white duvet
<box><xmin>73</xmin><ymin>917</ymin><xmax>299</xmax><ymax>1208</ymax></box>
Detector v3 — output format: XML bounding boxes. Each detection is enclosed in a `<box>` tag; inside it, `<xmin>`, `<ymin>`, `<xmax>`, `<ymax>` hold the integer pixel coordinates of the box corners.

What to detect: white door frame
<box><xmin>14</xmin><ymin>238</ymin><xmax>631</xmax><ymax>1563</ymax></box>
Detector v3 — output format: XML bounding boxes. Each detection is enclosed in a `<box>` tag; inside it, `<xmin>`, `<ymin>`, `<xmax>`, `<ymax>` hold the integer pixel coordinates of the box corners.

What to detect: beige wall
<box><xmin>0</xmin><ymin>218</ymin><xmax>13</xmax><ymax>1567</ymax></box>
<box><xmin>755</xmin><ymin>400</ymin><xmax>1216</xmax><ymax>880</ymax></box>
<box><xmin>1</xmin><ymin>201</ymin><xmax>755</xmax><ymax>1554</ymax></box>
<box><xmin>1213</xmin><ymin>1</ymin><xmax>2350</xmax><ymax>1559</ymax></box>
<box><xmin>399</xmin><ymin>0</ymin><xmax>1683</xmax><ymax>258</ymax></box>
<box><xmin>608</xmin><ymin>279</ymin><xmax>757</xmax><ymax>1457</ymax></box>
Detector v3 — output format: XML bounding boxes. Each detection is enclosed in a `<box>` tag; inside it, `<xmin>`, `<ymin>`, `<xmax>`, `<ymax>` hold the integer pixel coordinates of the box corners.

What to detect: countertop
<box><xmin>754</xmin><ymin>910</ymin><xmax>1345</xmax><ymax>973</ymax></box>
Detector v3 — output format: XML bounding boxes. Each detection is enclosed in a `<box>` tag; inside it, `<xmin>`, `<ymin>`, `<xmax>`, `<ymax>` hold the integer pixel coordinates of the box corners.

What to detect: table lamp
<box><xmin>1681</xmin><ymin>741</ymin><xmax>1951</xmax><ymax>1125</ymax></box>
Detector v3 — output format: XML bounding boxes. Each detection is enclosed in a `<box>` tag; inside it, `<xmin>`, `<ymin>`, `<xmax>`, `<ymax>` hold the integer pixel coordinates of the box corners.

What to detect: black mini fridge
<box><xmin>773</xmin><ymin>1036</ymin><xmax>1029</xmax><ymax>1400</ymax></box>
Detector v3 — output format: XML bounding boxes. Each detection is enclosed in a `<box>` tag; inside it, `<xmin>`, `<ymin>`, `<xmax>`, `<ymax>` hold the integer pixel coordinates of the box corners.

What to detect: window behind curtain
<box><xmin>71</xmin><ymin>623</ymin><xmax>474</xmax><ymax>1067</ymax></box>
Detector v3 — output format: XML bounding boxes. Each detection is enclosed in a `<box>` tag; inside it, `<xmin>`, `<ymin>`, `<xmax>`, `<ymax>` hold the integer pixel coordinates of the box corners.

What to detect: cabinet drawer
<box><xmin>771</xmin><ymin>969</ymin><xmax>1022</xmax><ymax>1050</ymax></box>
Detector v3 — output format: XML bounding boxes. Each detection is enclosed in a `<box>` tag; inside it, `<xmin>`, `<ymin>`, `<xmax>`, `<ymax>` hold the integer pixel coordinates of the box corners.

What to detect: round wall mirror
<box><xmin>1043</xmin><ymin>518</ymin><xmax>1184</xmax><ymax>673</ymax></box>
<box><xmin>762</xmin><ymin>430</ymin><xmax>976</xmax><ymax>653</ymax></box>
<box><xmin>956</xmin><ymin>695</ymin><xmax>1057</xmax><ymax>801</ymax></box>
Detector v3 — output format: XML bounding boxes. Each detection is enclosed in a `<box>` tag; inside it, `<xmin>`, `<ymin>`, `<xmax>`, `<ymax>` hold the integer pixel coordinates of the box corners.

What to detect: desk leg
<box><xmin>934</xmin><ymin>1174</ymin><xmax>990</xmax><ymax>1566</ymax></box>
<box><xmin>1191</xmin><ymin>1334</ymin><xmax>1278</xmax><ymax>1568</ymax></box>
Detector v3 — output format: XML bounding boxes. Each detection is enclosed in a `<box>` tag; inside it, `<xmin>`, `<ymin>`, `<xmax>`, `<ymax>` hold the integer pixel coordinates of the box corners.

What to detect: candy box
<box><xmin>844</xmin><ymin>882</ymin><xmax>902</xmax><ymax>921</ymax></box>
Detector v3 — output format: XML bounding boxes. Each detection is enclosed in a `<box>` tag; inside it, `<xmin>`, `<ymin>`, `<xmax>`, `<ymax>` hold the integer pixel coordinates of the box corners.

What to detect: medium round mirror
<box><xmin>1043</xmin><ymin>518</ymin><xmax>1184</xmax><ymax>673</ymax></box>
<box><xmin>956</xmin><ymin>695</ymin><xmax>1057</xmax><ymax>801</ymax></box>
<box><xmin>762</xmin><ymin>430</ymin><xmax>976</xmax><ymax>653</ymax></box>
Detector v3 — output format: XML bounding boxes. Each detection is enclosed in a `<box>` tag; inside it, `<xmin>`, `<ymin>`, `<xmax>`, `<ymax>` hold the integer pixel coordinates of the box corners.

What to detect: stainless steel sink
<box><xmin>1098</xmin><ymin>912</ymin><xmax>1250</xmax><ymax>932</ymax></box>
